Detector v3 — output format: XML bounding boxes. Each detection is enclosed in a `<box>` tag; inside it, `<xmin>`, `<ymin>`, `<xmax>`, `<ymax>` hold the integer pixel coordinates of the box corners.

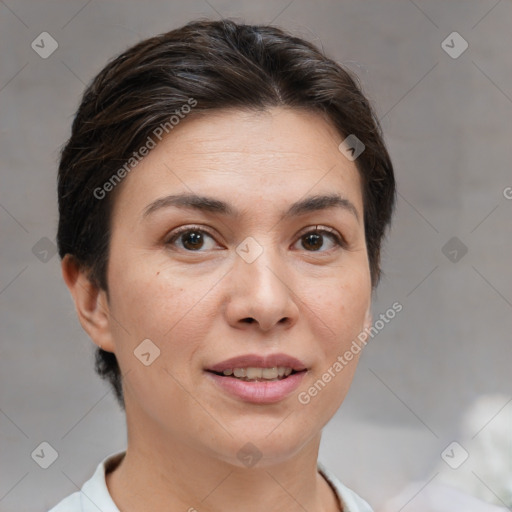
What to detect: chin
<box><xmin>203</xmin><ymin>421</ymin><xmax>318</xmax><ymax>469</ymax></box>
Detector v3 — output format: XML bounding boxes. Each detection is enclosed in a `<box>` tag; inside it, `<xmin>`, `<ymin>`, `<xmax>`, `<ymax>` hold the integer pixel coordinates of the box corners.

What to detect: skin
<box><xmin>62</xmin><ymin>107</ymin><xmax>373</xmax><ymax>512</ymax></box>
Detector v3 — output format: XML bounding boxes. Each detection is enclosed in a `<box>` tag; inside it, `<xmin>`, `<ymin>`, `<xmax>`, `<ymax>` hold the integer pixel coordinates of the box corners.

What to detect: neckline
<box><xmin>318</xmin><ymin>462</ymin><xmax>344</xmax><ymax>512</ymax></box>
<box><xmin>102</xmin><ymin>451</ymin><xmax>344</xmax><ymax>512</ymax></box>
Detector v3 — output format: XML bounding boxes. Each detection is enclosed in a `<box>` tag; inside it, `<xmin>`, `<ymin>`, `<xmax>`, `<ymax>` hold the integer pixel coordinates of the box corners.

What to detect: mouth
<box><xmin>207</xmin><ymin>366</ymin><xmax>304</xmax><ymax>382</ymax></box>
<box><xmin>204</xmin><ymin>353</ymin><xmax>309</xmax><ymax>403</ymax></box>
<box><xmin>205</xmin><ymin>353</ymin><xmax>308</xmax><ymax>381</ymax></box>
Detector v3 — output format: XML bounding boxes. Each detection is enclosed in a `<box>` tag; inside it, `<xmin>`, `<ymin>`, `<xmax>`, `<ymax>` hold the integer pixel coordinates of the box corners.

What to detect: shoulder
<box><xmin>317</xmin><ymin>460</ymin><xmax>374</xmax><ymax>512</ymax></box>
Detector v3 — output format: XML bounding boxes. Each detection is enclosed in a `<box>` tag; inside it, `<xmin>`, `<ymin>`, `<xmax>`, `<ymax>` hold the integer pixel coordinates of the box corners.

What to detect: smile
<box><xmin>213</xmin><ymin>366</ymin><xmax>295</xmax><ymax>381</ymax></box>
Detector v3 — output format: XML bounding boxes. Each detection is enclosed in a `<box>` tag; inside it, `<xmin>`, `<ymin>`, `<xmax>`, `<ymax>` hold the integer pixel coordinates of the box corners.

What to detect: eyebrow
<box><xmin>142</xmin><ymin>192</ymin><xmax>359</xmax><ymax>222</ymax></box>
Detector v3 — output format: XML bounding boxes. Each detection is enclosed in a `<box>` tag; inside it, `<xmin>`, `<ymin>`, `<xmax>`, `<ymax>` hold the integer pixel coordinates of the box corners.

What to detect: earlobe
<box><xmin>61</xmin><ymin>255</ymin><xmax>116</xmax><ymax>353</ymax></box>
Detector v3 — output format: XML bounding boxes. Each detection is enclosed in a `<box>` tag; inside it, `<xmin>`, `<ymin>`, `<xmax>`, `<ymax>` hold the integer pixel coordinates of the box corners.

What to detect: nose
<box><xmin>224</xmin><ymin>242</ymin><xmax>300</xmax><ymax>333</ymax></box>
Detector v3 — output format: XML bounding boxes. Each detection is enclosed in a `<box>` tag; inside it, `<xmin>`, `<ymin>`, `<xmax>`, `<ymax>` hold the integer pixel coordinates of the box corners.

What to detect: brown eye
<box><xmin>297</xmin><ymin>228</ymin><xmax>344</xmax><ymax>252</ymax></box>
<box><xmin>166</xmin><ymin>227</ymin><xmax>217</xmax><ymax>251</ymax></box>
<box><xmin>302</xmin><ymin>232</ymin><xmax>323</xmax><ymax>251</ymax></box>
<box><xmin>180</xmin><ymin>231</ymin><xmax>205</xmax><ymax>250</ymax></box>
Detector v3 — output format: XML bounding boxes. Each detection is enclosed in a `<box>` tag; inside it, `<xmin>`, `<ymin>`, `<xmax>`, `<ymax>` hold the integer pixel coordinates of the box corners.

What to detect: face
<box><xmin>97</xmin><ymin>107</ymin><xmax>372</xmax><ymax>466</ymax></box>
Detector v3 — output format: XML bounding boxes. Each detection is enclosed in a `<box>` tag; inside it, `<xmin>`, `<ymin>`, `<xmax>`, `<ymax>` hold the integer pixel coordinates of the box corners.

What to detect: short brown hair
<box><xmin>57</xmin><ymin>18</ymin><xmax>396</xmax><ymax>410</ymax></box>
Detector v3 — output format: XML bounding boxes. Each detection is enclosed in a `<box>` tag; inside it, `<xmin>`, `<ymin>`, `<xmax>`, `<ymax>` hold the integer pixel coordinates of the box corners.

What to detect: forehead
<box><xmin>159</xmin><ymin>107</ymin><xmax>347</xmax><ymax>169</ymax></box>
<box><xmin>111</xmin><ymin>107</ymin><xmax>363</xmax><ymax>221</ymax></box>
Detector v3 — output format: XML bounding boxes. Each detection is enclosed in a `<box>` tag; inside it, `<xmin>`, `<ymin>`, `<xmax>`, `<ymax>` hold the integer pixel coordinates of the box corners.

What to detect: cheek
<box><xmin>296</xmin><ymin>279</ymin><xmax>368</xmax><ymax>428</ymax></box>
<box><xmin>109</xmin><ymin>253</ymin><xmax>205</xmax><ymax>336</ymax></box>
<box><xmin>106</xmin><ymin>252</ymin><xmax>219</xmax><ymax>383</ymax></box>
<box><xmin>308</xmin><ymin>268</ymin><xmax>371</xmax><ymax>351</ymax></box>
<box><xmin>106</xmin><ymin>261</ymin><xmax>214</xmax><ymax>418</ymax></box>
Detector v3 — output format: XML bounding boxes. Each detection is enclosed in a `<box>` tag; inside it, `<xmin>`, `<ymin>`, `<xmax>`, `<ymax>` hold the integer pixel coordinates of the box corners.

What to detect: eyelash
<box><xmin>165</xmin><ymin>225</ymin><xmax>346</xmax><ymax>252</ymax></box>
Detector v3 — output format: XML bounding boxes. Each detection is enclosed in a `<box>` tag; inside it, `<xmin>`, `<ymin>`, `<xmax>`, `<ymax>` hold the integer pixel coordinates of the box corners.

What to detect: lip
<box><xmin>205</xmin><ymin>370</ymin><xmax>307</xmax><ymax>404</ymax></box>
<box><xmin>205</xmin><ymin>353</ymin><xmax>309</xmax><ymax>404</ymax></box>
<box><xmin>206</xmin><ymin>353</ymin><xmax>308</xmax><ymax>373</ymax></box>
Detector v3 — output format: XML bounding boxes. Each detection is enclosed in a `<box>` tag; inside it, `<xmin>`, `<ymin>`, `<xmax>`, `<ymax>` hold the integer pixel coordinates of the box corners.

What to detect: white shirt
<box><xmin>48</xmin><ymin>451</ymin><xmax>373</xmax><ymax>512</ymax></box>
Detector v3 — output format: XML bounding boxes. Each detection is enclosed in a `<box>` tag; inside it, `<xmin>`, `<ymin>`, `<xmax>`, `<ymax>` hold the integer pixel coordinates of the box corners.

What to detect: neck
<box><xmin>106</xmin><ymin>408</ymin><xmax>340</xmax><ymax>512</ymax></box>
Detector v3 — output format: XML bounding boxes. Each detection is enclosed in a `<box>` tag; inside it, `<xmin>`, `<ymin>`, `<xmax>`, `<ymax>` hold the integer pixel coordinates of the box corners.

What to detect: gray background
<box><xmin>1</xmin><ymin>1</ymin><xmax>511</xmax><ymax>511</ymax></box>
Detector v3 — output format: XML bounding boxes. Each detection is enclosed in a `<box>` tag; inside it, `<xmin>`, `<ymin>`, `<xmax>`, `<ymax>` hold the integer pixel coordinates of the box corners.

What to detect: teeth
<box><xmin>219</xmin><ymin>367</ymin><xmax>295</xmax><ymax>380</ymax></box>
<box><xmin>262</xmin><ymin>367</ymin><xmax>278</xmax><ymax>379</ymax></box>
<box><xmin>246</xmin><ymin>367</ymin><xmax>264</xmax><ymax>379</ymax></box>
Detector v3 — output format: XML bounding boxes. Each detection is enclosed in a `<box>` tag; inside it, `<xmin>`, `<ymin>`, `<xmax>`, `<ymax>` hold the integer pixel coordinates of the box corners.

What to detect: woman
<box><xmin>51</xmin><ymin>18</ymin><xmax>395</xmax><ymax>512</ymax></box>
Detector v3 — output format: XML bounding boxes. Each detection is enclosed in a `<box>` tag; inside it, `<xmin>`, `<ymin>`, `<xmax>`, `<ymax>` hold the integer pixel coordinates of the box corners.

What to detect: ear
<box><xmin>61</xmin><ymin>254</ymin><xmax>116</xmax><ymax>353</ymax></box>
<box><xmin>359</xmin><ymin>304</ymin><xmax>373</xmax><ymax>345</ymax></box>
<box><xmin>363</xmin><ymin>305</ymin><xmax>372</xmax><ymax>332</ymax></box>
